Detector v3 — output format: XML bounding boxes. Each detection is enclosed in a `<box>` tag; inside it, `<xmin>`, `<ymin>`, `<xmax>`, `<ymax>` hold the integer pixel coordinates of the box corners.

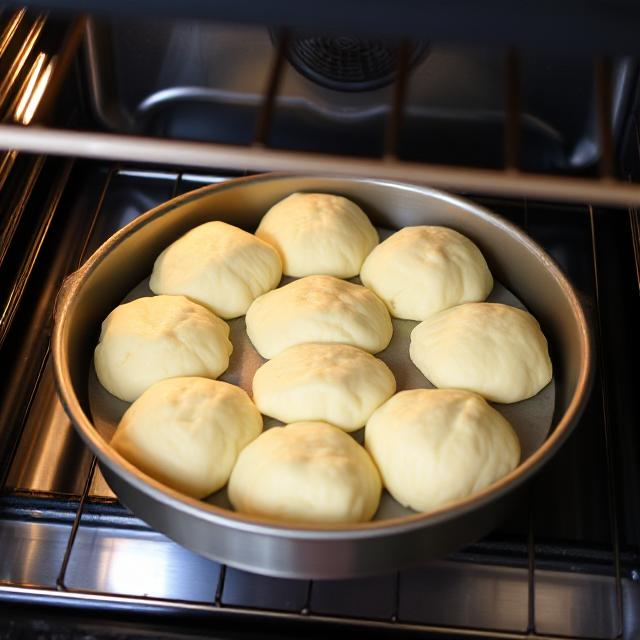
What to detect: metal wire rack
<box><xmin>0</xmin><ymin>13</ymin><xmax>639</xmax><ymax>206</ymax></box>
<box><xmin>0</xmin><ymin>7</ymin><xmax>639</xmax><ymax>638</ymax></box>
<box><xmin>1</xmin><ymin>163</ymin><xmax>638</xmax><ymax>638</ymax></box>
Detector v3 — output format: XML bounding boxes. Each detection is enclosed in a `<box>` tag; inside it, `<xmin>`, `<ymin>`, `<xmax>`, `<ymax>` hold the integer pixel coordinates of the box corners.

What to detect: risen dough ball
<box><xmin>94</xmin><ymin>295</ymin><xmax>232</xmax><ymax>402</ymax></box>
<box><xmin>150</xmin><ymin>221</ymin><xmax>282</xmax><ymax>319</ymax></box>
<box><xmin>245</xmin><ymin>275</ymin><xmax>393</xmax><ymax>359</ymax></box>
<box><xmin>256</xmin><ymin>193</ymin><xmax>378</xmax><ymax>278</ymax></box>
<box><xmin>253</xmin><ymin>343</ymin><xmax>396</xmax><ymax>432</ymax></box>
<box><xmin>360</xmin><ymin>226</ymin><xmax>493</xmax><ymax>320</ymax></box>
<box><xmin>410</xmin><ymin>302</ymin><xmax>552</xmax><ymax>403</ymax></box>
<box><xmin>228</xmin><ymin>421</ymin><xmax>381</xmax><ymax>524</ymax></box>
<box><xmin>365</xmin><ymin>389</ymin><xmax>520</xmax><ymax>512</ymax></box>
<box><xmin>111</xmin><ymin>377</ymin><xmax>262</xmax><ymax>498</ymax></box>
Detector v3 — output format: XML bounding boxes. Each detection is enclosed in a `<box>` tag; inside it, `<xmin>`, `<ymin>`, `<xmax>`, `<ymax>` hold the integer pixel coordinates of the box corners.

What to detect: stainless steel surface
<box><xmin>64</xmin><ymin>525</ymin><xmax>222</xmax><ymax>600</ymax></box>
<box><xmin>2</xmin><ymin>125</ymin><xmax>640</xmax><ymax>206</ymax></box>
<box><xmin>0</xmin><ymin>517</ymin><xmax>631</xmax><ymax>637</ymax></box>
<box><xmin>51</xmin><ymin>174</ymin><xmax>592</xmax><ymax>579</ymax></box>
<box><xmin>534</xmin><ymin>570</ymin><xmax>618</xmax><ymax>637</ymax></box>
<box><xmin>399</xmin><ymin>562</ymin><xmax>529</xmax><ymax>631</ymax></box>
<box><xmin>6</xmin><ymin>358</ymin><xmax>115</xmax><ymax>497</ymax></box>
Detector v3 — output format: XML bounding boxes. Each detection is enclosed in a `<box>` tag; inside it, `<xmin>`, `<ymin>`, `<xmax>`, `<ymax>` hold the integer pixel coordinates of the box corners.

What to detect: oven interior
<box><xmin>0</xmin><ymin>5</ymin><xmax>639</xmax><ymax>638</ymax></box>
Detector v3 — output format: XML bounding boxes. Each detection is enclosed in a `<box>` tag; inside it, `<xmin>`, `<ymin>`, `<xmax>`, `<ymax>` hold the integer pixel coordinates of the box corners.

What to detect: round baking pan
<box><xmin>52</xmin><ymin>174</ymin><xmax>593</xmax><ymax>579</ymax></box>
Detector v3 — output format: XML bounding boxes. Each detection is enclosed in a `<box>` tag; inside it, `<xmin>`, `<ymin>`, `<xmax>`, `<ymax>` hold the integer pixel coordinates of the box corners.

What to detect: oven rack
<box><xmin>0</xmin><ymin>7</ymin><xmax>640</xmax><ymax>638</ymax></box>
<box><xmin>1</xmin><ymin>162</ymin><xmax>639</xmax><ymax>639</ymax></box>
<box><xmin>1</xmin><ymin>9</ymin><xmax>640</xmax><ymax>207</ymax></box>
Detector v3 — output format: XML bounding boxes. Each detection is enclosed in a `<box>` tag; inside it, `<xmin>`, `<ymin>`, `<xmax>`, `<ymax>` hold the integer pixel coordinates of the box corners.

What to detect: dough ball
<box><xmin>228</xmin><ymin>421</ymin><xmax>381</xmax><ymax>524</ymax></box>
<box><xmin>150</xmin><ymin>221</ymin><xmax>282</xmax><ymax>319</ymax></box>
<box><xmin>360</xmin><ymin>226</ymin><xmax>493</xmax><ymax>320</ymax></box>
<box><xmin>94</xmin><ymin>295</ymin><xmax>232</xmax><ymax>402</ymax></box>
<box><xmin>410</xmin><ymin>302</ymin><xmax>552</xmax><ymax>403</ymax></box>
<box><xmin>111</xmin><ymin>377</ymin><xmax>262</xmax><ymax>498</ymax></box>
<box><xmin>256</xmin><ymin>193</ymin><xmax>378</xmax><ymax>278</ymax></box>
<box><xmin>365</xmin><ymin>389</ymin><xmax>520</xmax><ymax>512</ymax></box>
<box><xmin>253</xmin><ymin>343</ymin><xmax>396</xmax><ymax>432</ymax></box>
<box><xmin>245</xmin><ymin>275</ymin><xmax>393</xmax><ymax>359</ymax></box>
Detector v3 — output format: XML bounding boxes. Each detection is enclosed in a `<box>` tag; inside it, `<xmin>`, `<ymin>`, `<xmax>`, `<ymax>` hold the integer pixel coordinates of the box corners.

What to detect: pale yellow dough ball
<box><xmin>112</xmin><ymin>377</ymin><xmax>262</xmax><ymax>498</ymax></box>
<box><xmin>245</xmin><ymin>275</ymin><xmax>393</xmax><ymax>359</ymax></box>
<box><xmin>365</xmin><ymin>389</ymin><xmax>520</xmax><ymax>512</ymax></box>
<box><xmin>410</xmin><ymin>302</ymin><xmax>552</xmax><ymax>403</ymax></box>
<box><xmin>360</xmin><ymin>225</ymin><xmax>493</xmax><ymax>320</ymax></box>
<box><xmin>94</xmin><ymin>295</ymin><xmax>232</xmax><ymax>402</ymax></box>
<box><xmin>150</xmin><ymin>221</ymin><xmax>282</xmax><ymax>319</ymax></box>
<box><xmin>252</xmin><ymin>343</ymin><xmax>396</xmax><ymax>432</ymax></box>
<box><xmin>256</xmin><ymin>193</ymin><xmax>378</xmax><ymax>278</ymax></box>
<box><xmin>228</xmin><ymin>422</ymin><xmax>382</xmax><ymax>524</ymax></box>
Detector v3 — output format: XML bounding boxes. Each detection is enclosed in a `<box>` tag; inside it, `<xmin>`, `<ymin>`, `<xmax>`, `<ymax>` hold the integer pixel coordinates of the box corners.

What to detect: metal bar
<box><xmin>0</xmin><ymin>158</ymin><xmax>73</xmax><ymax>350</ymax></box>
<box><xmin>504</xmin><ymin>47</ymin><xmax>520</xmax><ymax>170</ymax></box>
<box><xmin>214</xmin><ymin>565</ymin><xmax>226</xmax><ymax>606</ymax></box>
<box><xmin>588</xmin><ymin>206</ymin><xmax>624</xmax><ymax>638</ymax></box>
<box><xmin>0</xmin><ymin>15</ymin><xmax>46</xmax><ymax>115</ymax></box>
<box><xmin>0</xmin><ymin>9</ymin><xmax>26</xmax><ymax>61</ymax></box>
<box><xmin>32</xmin><ymin>16</ymin><xmax>87</xmax><ymax>124</ymax></box>
<box><xmin>384</xmin><ymin>40</ymin><xmax>411</xmax><ymax>157</ymax></box>
<box><xmin>629</xmin><ymin>206</ymin><xmax>640</xmax><ymax>292</ymax></box>
<box><xmin>56</xmin><ymin>456</ymin><xmax>97</xmax><ymax>590</ymax></box>
<box><xmin>7</xmin><ymin>51</ymin><xmax>48</xmax><ymax>123</ymax></box>
<box><xmin>0</xmin><ymin>149</ymin><xmax>17</xmax><ymax>191</ymax></box>
<box><xmin>0</xmin><ymin>583</ymin><xmax>577</xmax><ymax>639</ymax></box>
<box><xmin>0</xmin><ymin>124</ymin><xmax>639</xmax><ymax>206</ymax></box>
<box><xmin>0</xmin><ymin>159</ymin><xmax>68</xmax><ymax>348</ymax></box>
<box><xmin>596</xmin><ymin>58</ymin><xmax>614</xmax><ymax>177</ymax></box>
<box><xmin>391</xmin><ymin>571</ymin><xmax>400</xmax><ymax>623</ymax></box>
<box><xmin>171</xmin><ymin>170</ymin><xmax>183</xmax><ymax>198</ymax></box>
<box><xmin>0</xmin><ymin>156</ymin><xmax>46</xmax><ymax>268</ymax></box>
<box><xmin>527</xmin><ymin>501</ymin><xmax>536</xmax><ymax>634</ymax></box>
<box><xmin>253</xmin><ymin>30</ymin><xmax>288</xmax><ymax>146</ymax></box>
<box><xmin>523</xmin><ymin>197</ymin><xmax>536</xmax><ymax>634</ymax></box>
<box><xmin>75</xmin><ymin>166</ymin><xmax>117</xmax><ymax>267</ymax></box>
<box><xmin>631</xmin><ymin>119</ymin><xmax>640</xmax><ymax>291</ymax></box>
<box><xmin>301</xmin><ymin>581</ymin><xmax>312</xmax><ymax>616</ymax></box>
<box><xmin>0</xmin><ymin>158</ymin><xmax>82</xmax><ymax>489</ymax></box>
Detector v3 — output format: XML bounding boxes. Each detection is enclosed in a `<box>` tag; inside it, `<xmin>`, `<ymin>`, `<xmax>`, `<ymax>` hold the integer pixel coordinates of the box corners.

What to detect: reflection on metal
<box><xmin>0</xmin><ymin>516</ymin><xmax>633</xmax><ymax>638</ymax></box>
<box><xmin>64</xmin><ymin>526</ymin><xmax>221</xmax><ymax>601</ymax></box>
<box><xmin>400</xmin><ymin>563</ymin><xmax>529</xmax><ymax>631</ymax></box>
<box><xmin>6</xmin><ymin>359</ymin><xmax>96</xmax><ymax>495</ymax></box>
<box><xmin>0</xmin><ymin>158</ymin><xmax>71</xmax><ymax>350</ymax></box>
<box><xmin>0</xmin><ymin>15</ymin><xmax>46</xmax><ymax>114</ymax></box>
<box><xmin>0</xmin><ymin>9</ymin><xmax>26</xmax><ymax>61</ymax></box>
<box><xmin>13</xmin><ymin>52</ymin><xmax>47</xmax><ymax>122</ymax></box>
<box><xmin>13</xmin><ymin>53</ymin><xmax>55</xmax><ymax>125</ymax></box>
<box><xmin>1</xmin><ymin>124</ymin><xmax>640</xmax><ymax>206</ymax></box>
<box><xmin>0</xmin><ymin>150</ymin><xmax>18</xmax><ymax>192</ymax></box>
<box><xmin>11</xmin><ymin>52</ymin><xmax>56</xmax><ymax>124</ymax></box>
<box><xmin>535</xmin><ymin>570</ymin><xmax>618</xmax><ymax>637</ymax></box>
<box><xmin>630</xmin><ymin>206</ymin><xmax>640</xmax><ymax>292</ymax></box>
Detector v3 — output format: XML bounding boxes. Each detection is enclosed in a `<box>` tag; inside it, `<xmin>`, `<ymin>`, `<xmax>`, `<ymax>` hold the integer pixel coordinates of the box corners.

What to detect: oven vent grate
<box><xmin>282</xmin><ymin>34</ymin><xmax>426</xmax><ymax>92</ymax></box>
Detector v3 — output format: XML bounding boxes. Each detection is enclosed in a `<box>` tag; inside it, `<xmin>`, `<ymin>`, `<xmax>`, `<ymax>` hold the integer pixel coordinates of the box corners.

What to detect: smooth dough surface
<box><xmin>360</xmin><ymin>225</ymin><xmax>493</xmax><ymax>320</ymax></box>
<box><xmin>111</xmin><ymin>377</ymin><xmax>262</xmax><ymax>498</ymax></box>
<box><xmin>245</xmin><ymin>275</ymin><xmax>393</xmax><ymax>359</ymax></box>
<box><xmin>94</xmin><ymin>295</ymin><xmax>232</xmax><ymax>402</ymax></box>
<box><xmin>410</xmin><ymin>302</ymin><xmax>552</xmax><ymax>403</ymax></box>
<box><xmin>228</xmin><ymin>421</ymin><xmax>382</xmax><ymax>524</ymax></box>
<box><xmin>365</xmin><ymin>389</ymin><xmax>520</xmax><ymax>512</ymax></box>
<box><xmin>150</xmin><ymin>221</ymin><xmax>282</xmax><ymax>319</ymax></box>
<box><xmin>256</xmin><ymin>193</ymin><xmax>378</xmax><ymax>278</ymax></box>
<box><xmin>253</xmin><ymin>343</ymin><xmax>396</xmax><ymax>432</ymax></box>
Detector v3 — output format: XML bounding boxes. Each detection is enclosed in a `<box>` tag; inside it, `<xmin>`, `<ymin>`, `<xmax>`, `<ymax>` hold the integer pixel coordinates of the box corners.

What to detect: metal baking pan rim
<box><xmin>51</xmin><ymin>172</ymin><xmax>594</xmax><ymax>541</ymax></box>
